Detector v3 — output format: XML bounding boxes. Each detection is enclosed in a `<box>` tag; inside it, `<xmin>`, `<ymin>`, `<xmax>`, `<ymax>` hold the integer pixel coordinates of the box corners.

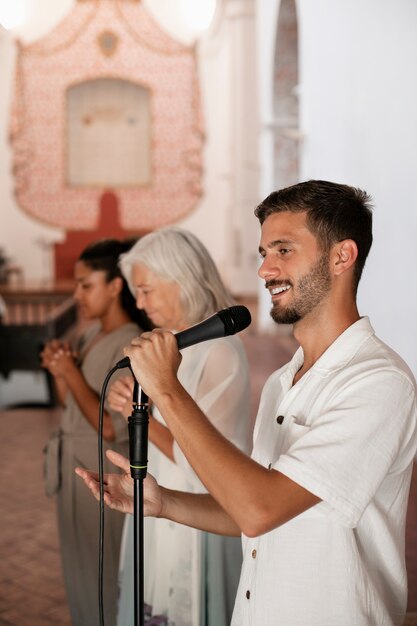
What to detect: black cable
<box><xmin>98</xmin><ymin>364</ymin><xmax>120</xmax><ymax>626</ymax></box>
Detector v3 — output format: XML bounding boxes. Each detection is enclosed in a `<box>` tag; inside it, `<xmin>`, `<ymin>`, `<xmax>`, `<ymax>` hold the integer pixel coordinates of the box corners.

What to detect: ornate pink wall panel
<box><xmin>10</xmin><ymin>0</ymin><xmax>204</xmax><ymax>230</ymax></box>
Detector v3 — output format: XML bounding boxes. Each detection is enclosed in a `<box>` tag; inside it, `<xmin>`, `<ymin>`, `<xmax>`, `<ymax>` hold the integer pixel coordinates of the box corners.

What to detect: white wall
<box><xmin>258</xmin><ymin>0</ymin><xmax>417</xmax><ymax>376</ymax></box>
<box><xmin>0</xmin><ymin>25</ymin><xmax>65</xmax><ymax>284</ymax></box>
<box><xmin>0</xmin><ymin>0</ymin><xmax>76</xmax><ymax>284</ymax></box>
<box><xmin>3</xmin><ymin>0</ymin><xmax>417</xmax><ymax>375</ymax></box>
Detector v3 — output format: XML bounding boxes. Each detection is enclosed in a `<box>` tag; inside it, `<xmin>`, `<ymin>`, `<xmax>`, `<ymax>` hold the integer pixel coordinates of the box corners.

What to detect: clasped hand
<box><xmin>40</xmin><ymin>339</ymin><xmax>77</xmax><ymax>378</ymax></box>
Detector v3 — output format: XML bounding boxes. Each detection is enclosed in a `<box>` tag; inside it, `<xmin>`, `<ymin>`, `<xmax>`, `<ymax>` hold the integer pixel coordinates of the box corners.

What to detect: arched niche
<box><xmin>258</xmin><ymin>0</ymin><xmax>301</xmax><ymax>334</ymax></box>
<box><xmin>273</xmin><ymin>0</ymin><xmax>300</xmax><ymax>188</ymax></box>
<box><xmin>67</xmin><ymin>78</ymin><xmax>151</xmax><ymax>187</ymax></box>
<box><xmin>10</xmin><ymin>0</ymin><xmax>204</xmax><ymax>231</ymax></box>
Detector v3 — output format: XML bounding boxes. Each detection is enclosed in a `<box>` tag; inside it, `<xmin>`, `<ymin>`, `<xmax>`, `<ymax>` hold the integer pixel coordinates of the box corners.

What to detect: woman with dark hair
<box><xmin>41</xmin><ymin>238</ymin><xmax>150</xmax><ymax>626</ymax></box>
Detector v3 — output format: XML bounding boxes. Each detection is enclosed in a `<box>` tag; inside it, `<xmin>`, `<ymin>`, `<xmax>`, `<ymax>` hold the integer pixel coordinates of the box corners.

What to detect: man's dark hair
<box><xmin>255</xmin><ymin>180</ymin><xmax>373</xmax><ymax>289</ymax></box>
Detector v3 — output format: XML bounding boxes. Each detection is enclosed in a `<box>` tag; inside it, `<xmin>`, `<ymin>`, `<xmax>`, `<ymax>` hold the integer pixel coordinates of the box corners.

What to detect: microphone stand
<box><xmin>128</xmin><ymin>378</ymin><xmax>149</xmax><ymax>626</ymax></box>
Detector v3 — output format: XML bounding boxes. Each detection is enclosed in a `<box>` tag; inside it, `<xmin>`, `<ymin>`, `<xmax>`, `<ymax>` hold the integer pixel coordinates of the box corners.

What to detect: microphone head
<box><xmin>218</xmin><ymin>305</ymin><xmax>251</xmax><ymax>336</ymax></box>
<box><xmin>115</xmin><ymin>305</ymin><xmax>251</xmax><ymax>369</ymax></box>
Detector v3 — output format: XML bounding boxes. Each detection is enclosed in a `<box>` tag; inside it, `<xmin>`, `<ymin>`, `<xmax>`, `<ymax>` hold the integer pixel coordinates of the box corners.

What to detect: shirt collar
<box><xmin>286</xmin><ymin>316</ymin><xmax>375</xmax><ymax>379</ymax></box>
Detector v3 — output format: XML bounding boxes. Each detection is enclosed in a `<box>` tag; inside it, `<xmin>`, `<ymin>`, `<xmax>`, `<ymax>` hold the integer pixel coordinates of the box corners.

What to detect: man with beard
<box><xmin>77</xmin><ymin>181</ymin><xmax>417</xmax><ymax>626</ymax></box>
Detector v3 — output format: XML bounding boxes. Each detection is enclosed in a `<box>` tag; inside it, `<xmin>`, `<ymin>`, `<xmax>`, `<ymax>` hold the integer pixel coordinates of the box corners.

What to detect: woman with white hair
<box><xmin>110</xmin><ymin>227</ymin><xmax>252</xmax><ymax>626</ymax></box>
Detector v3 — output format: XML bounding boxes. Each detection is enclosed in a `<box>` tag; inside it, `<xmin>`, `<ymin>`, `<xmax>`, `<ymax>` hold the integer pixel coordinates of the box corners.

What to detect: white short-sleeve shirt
<box><xmin>232</xmin><ymin>317</ymin><xmax>417</xmax><ymax>626</ymax></box>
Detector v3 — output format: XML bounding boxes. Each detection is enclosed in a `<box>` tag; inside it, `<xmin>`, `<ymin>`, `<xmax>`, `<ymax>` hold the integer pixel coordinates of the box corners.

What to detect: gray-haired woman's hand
<box><xmin>107</xmin><ymin>376</ymin><xmax>134</xmax><ymax>419</ymax></box>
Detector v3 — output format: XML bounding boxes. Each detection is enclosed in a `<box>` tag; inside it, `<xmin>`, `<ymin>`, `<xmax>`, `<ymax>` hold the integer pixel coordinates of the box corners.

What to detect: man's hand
<box><xmin>124</xmin><ymin>330</ymin><xmax>183</xmax><ymax>400</ymax></box>
<box><xmin>75</xmin><ymin>449</ymin><xmax>163</xmax><ymax>517</ymax></box>
<box><xmin>76</xmin><ymin>449</ymin><xmax>243</xmax><ymax>536</ymax></box>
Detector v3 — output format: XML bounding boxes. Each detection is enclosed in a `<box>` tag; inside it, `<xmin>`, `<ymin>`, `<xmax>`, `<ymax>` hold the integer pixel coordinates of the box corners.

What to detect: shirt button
<box><xmin>276</xmin><ymin>415</ymin><xmax>284</xmax><ymax>424</ymax></box>
<box><xmin>252</xmin><ymin>549</ymin><xmax>257</xmax><ymax>558</ymax></box>
<box><xmin>246</xmin><ymin>590</ymin><xmax>251</xmax><ymax>599</ymax></box>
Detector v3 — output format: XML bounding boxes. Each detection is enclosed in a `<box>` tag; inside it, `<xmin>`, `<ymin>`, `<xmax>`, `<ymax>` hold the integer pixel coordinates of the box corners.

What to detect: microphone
<box><xmin>116</xmin><ymin>305</ymin><xmax>251</xmax><ymax>370</ymax></box>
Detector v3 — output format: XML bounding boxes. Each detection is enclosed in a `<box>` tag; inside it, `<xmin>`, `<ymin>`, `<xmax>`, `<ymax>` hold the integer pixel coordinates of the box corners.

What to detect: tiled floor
<box><xmin>0</xmin><ymin>406</ymin><xmax>72</xmax><ymax>625</ymax></box>
<box><xmin>0</xmin><ymin>327</ymin><xmax>416</xmax><ymax>625</ymax></box>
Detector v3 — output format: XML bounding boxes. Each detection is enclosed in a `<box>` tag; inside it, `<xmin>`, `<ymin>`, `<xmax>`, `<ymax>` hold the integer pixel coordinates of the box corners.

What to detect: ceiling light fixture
<box><xmin>0</xmin><ymin>0</ymin><xmax>30</xmax><ymax>30</ymax></box>
<box><xmin>180</xmin><ymin>0</ymin><xmax>216</xmax><ymax>35</ymax></box>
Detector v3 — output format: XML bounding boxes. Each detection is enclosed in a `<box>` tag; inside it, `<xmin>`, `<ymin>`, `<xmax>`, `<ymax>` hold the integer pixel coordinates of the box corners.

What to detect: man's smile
<box><xmin>265</xmin><ymin>281</ymin><xmax>292</xmax><ymax>299</ymax></box>
<box><xmin>270</xmin><ymin>285</ymin><xmax>291</xmax><ymax>296</ymax></box>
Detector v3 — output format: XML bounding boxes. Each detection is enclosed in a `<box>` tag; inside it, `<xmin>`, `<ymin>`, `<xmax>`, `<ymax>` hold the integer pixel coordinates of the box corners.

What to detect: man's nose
<box><xmin>258</xmin><ymin>256</ymin><xmax>280</xmax><ymax>281</ymax></box>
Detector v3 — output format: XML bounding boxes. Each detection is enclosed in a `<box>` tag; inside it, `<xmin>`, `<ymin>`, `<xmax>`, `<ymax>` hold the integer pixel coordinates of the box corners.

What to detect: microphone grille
<box><xmin>218</xmin><ymin>305</ymin><xmax>252</xmax><ymax>336</ymax></box>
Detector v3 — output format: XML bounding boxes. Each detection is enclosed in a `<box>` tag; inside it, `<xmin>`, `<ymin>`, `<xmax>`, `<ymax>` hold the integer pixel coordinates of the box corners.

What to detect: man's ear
<box><xmin>332</xmin><ymin>240</ymin><xmax>358</xmax><ymax>276</ymax></box>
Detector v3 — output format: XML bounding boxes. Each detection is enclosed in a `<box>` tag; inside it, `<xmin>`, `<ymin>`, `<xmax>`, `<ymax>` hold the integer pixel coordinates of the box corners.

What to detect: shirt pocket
<box><xmin>265</xmin><ymin>415</ymin><xmax>310</xmax><ymax>464</ymax></box>
<box><xmin>281</xmin><ymin>415</ymin><xmax>310</xmax><ymax>455</ymax></box>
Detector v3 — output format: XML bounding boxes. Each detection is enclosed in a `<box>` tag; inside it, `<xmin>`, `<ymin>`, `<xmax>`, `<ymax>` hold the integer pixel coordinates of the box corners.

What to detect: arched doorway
<box><xmin>273</xmin><ymin>0</ymin><xmax>300</xmax><ymax>189</ymax></box>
